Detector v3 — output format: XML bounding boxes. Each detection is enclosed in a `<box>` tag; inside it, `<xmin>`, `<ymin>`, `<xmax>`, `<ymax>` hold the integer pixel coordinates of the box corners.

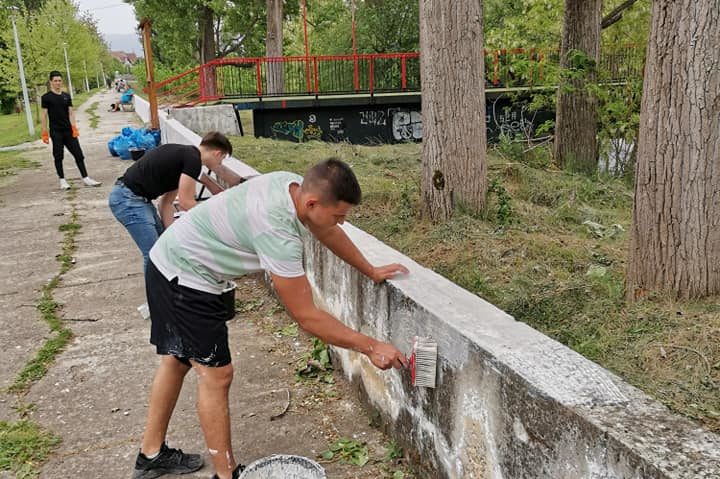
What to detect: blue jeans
<box><xmin>108</xmin><ymin>181</ymin><xmax>164</xmax><ymax>271</ymax></box>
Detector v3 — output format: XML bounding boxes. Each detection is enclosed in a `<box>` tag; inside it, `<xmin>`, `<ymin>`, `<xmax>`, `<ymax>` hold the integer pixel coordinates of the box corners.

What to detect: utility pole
<box><xmin>83</xmin><ymin>60</ymin><xmax>89</xmax><ymax>91</ymax></box>
<box><xmin>301</xmin><ymin>0</ymin><xmax>311</xmax><ymax>93</ymax></box>
<box><xmin>351</xmin><ymin>0</ymin><xmax>357</xmax><ymax>56</ymax></box>
<box><xmin>63</xmin><ymin>42</ymin><xmax>74</xmax><ymax>100</ymax></box>
<box><xmin>139</xmin><ymin>19</ymin><xmax>159</xmax><ymax>129</ymax></box>
<box><xmin>100</xmin><ymin>62</ymin><xmax>107</xmax><ymax>88</ymax></box>
<box><xmin>9</xmin><ymin>8</ymin><xmax>34</xmax><ymax>136</ymax></box>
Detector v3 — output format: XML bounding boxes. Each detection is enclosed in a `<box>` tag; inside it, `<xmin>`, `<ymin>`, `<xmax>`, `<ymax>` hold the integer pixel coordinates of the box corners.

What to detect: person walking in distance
<box><xmin>41</xmin><ymin>71</ymin><xmax>101</xmax><ymax>190</ymax></box>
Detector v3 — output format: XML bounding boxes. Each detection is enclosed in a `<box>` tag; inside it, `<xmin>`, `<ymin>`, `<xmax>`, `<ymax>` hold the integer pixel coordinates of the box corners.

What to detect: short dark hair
<box><xmin>200</xmin><ymin>131</ymin><xmax>232</xmax><ymax>156</ymax></box>
<box><xmin>49</xmin><ymin>71</ymin><xmax>62</xmax><ymax>80</ymax></box>
<box><xmin>303</xmin><ymin>158</ymin><xmax>361</xmax><ymax>205</ymax></box>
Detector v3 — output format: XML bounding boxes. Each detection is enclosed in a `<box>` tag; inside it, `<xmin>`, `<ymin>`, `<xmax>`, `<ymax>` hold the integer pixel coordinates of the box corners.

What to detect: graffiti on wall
<box><xmin>390</xmin><ymin>109</ymin><xmax>423</xmax><ymax>141</ymax></box>
<box><xmin>488</xmin><ymin>99</ymin><xmax>538</xmax><ymax>139</ymax></box>
<box><xmin>271</xmin><ymin>115</ymin><xmax>324</xmax><ymax>142</ymax></box>
<box><xmin>272</xmin><ymin>120</ymin><xmax>305</xmax><ymax>141</ymax></box>
<box><xmin>256</xmin><ymin>93</ymin><xmax>553</xmax><ymax>144</ymax></box>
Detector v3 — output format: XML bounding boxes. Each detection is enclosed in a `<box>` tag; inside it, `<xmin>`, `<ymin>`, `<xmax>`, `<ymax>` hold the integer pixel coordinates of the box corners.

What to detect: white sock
<box><xmin>144</xmin><ymin>450</ymin><xmax>160</xmax><ymax>459</ymax></box>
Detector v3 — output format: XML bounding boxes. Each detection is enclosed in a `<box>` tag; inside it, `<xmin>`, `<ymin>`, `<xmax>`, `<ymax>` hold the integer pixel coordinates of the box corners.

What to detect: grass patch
<box><xmin>0</xmin><ymin>112</ymin><xmax>41</xmax><ymax>147</ymax></box>
<box><xmin>0</xmin><ymin>89</ymin><xmax>98</xmax><ymax>148</ymax></box>
<box><xmin>86</xmin><ymin>102</ymin><xmax>100</xmax><ymax>129</ymax></box>
<box><xmin>9</xmin><ymin>205</ymin><xmax>78</xmax><ymax>393</ymax></box>
<box><xmin>0</xmin><ymin>151</ymin><xmax>40</xmax><ymax>178</ymax></box>
<box><xmin>230</xmin><ymin>125</ymin><xmax>720</xmax><ymax>433</ymax></box>
<box><xmin>0</xmin><ymin>420</ymin><xmax>61</xmax><ymax>478</ymax></box>
<box><xmin>3</xmin><ymin>189</ymin><xmax>79</xmax><ymax>476</ymax></box>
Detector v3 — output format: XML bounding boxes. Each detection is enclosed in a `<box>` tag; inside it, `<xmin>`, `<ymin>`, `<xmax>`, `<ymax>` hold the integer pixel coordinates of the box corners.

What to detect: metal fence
<box><xmin>151</xmin><ymin>48</ymin><xmax>644</xmax><ymax>107</ymax></box>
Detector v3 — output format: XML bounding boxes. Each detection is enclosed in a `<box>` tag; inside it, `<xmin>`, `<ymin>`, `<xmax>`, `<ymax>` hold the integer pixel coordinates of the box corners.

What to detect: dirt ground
<box><xmin>0</xmin><ymin>90</ymin><xmax>416</xmax><ymax>478</ymax></box>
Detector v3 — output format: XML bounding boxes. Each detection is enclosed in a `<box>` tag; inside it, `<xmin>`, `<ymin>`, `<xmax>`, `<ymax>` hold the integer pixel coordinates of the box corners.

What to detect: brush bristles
<box><xmin>412</xmin><ymin>337</ymin><xmax>437</xmax><ymax>388</ymax></box>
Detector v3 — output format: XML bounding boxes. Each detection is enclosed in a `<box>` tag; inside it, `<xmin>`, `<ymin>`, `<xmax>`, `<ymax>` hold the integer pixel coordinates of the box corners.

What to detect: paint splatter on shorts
<box><xmin>146</xmin><ymin>260</ymin><xmax>235</xmax><ymax>367</ymax></box>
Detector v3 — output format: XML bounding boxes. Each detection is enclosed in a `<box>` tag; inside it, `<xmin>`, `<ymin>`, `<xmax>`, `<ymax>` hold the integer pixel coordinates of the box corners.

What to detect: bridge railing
<box><xmin>150</xmin><ymin>48</ymin><xmax>643</xmax><ymax>106</ymax></box>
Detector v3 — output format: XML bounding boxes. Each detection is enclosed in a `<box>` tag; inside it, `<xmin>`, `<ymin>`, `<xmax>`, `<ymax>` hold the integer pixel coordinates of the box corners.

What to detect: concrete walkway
<box><xmin>0</xmin><ymin>90</ymin><xmax>410</xmax><ymax>478</ymax></box>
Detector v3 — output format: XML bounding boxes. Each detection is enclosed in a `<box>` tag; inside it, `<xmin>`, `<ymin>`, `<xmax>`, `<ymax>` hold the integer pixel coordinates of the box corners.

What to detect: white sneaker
<box><xmin>83</xmin><ymin>177</ymin><xmax>101</xmax><ymax>187</ymax></box>
<box><xmin>59</xmin><ymin>178</ymin><xmax>71</xmax><ymax>190</ymax></box>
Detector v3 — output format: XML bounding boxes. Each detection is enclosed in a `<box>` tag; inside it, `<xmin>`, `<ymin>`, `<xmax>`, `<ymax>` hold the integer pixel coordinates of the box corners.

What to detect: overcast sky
<box><xmin>74</xmin><ymin>1</ymin><xmax>142</xmax><ymax>53</ymax></box>
<box><xmin>75</xmin><ymin>1</ymin><xmax>138</xmax><ymax>35</ymax></box>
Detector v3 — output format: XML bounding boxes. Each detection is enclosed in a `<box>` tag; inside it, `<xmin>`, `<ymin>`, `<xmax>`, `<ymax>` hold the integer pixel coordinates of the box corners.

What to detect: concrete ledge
<box><xmin>134</xmin><ymin>95</ymin><xmax>720</xmax><ymax>478</ymax></box>
<box><xmin>305</xmin><ymin>225</ymin><xmax>720</xmax><ymax>479</ymax></box>
<box><xmin>168</xmin><ymin>104</ymin><xmax>240</xmax><ymax>136</ymax></box>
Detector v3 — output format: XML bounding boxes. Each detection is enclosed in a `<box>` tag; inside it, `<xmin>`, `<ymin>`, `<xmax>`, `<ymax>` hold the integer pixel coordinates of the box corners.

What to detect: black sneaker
<box><xmin>132</xmin><ymin>442</ymin><xmax>204</xmax><ymax>479</ymax></box>
<box><xmin>211</xmin><ymin>464</ymin><xmax>245</xmax><ymax>479</ymax></box>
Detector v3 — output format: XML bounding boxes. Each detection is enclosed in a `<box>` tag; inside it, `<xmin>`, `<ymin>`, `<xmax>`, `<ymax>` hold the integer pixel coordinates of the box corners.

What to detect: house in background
<box><xmin>111</xmin><ymin>51</ymin><xmax>138</xmax><ymax>71</ymax></box>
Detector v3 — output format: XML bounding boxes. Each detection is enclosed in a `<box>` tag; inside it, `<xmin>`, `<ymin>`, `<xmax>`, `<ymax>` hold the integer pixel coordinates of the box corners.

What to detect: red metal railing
<box><xmin>150</xmin><ymin>48</ymin><xmax>643</xmax><ymax>108</ymax></box>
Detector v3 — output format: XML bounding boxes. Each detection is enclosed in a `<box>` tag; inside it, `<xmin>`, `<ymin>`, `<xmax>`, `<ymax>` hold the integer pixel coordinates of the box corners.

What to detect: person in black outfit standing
<box><xmin>41</xmin><ymin>71</ymin><xmax>101</xmax><ymax>190</ymax></box>
<box><xmin>108</xmin><ymin>131</ymin><xmax>245</xmax><ymax>271</ymax></box>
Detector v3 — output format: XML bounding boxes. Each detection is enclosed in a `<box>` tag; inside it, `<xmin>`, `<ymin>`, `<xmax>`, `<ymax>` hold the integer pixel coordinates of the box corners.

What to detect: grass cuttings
<box><xmin>229</xmin><ymin>134</ymin><xmax>720</xmax><ymax>433</ymax></box>
<box><xmin>0</xmin><ymin>151</ymin><xmax>39</xmax><ymax>178</ymax></box>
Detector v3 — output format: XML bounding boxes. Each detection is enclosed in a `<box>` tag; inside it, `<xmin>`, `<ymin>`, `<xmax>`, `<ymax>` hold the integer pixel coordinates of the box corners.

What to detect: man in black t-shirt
<box><xmin>108</xmin><ymin>131</ymin><xmax>245</xmax><ymax>271</ymax></box>
<box><xmin>41</xmin><ymin>71</ymin><xmax>101</xmax><ymax>190</ymax></box>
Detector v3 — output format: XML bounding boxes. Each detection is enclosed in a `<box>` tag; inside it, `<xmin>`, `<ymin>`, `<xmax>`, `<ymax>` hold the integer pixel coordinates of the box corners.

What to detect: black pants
<box><xmin>50</xmin><ymin>129</ymin><xmax>88</xmax><ymax>179</ymax></box>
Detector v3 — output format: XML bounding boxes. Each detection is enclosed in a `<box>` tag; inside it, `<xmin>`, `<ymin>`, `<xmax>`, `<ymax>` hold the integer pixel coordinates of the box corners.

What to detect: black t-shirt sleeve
<box><xmin>183</xmin><ymin>155</ymin><xmax>203</xmax><ymax>180</ymax></box>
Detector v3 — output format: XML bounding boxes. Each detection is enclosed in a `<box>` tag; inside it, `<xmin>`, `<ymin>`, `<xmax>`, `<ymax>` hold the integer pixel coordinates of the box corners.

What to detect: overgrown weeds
<box><xmin>231</xmin><ymin>132</ymin><xmax>720</xmax><ymax>433</ymax></box>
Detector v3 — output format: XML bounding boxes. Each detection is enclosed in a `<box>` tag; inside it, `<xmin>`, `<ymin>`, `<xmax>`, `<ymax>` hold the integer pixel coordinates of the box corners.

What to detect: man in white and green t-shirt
<box><xmin>133</xmin><ymin>158</ymin><xmax>409</xmax><ymax>479</ymax></box>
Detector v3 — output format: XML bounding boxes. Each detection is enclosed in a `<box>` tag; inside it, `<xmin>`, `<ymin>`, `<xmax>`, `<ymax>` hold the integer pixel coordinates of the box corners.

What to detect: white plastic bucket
<box><xmin>238</xmin><ymin>454</ymin><xmax>326</xmax><ymax>479</ymax></box>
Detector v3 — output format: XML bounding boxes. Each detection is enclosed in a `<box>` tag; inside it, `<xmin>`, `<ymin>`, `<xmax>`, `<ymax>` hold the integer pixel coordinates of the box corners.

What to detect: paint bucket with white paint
<box><xmin>238</xmin><ymin>454</ymin><xmax>326</xmax><ymax>479</ymax></box>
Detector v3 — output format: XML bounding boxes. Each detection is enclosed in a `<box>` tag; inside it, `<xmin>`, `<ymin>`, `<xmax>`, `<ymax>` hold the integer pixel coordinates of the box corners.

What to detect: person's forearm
<box><xmin>212</xmin><ymin>163</ymin><xmax>245</xmax><ymax>188</ymax></box>
<box><xmin>199</xmin><ymin>173</ymin><xmax>224</xmax><ymax>195</ymax></box>
<box><xmin>69</xmin><ymin>109</ymin><xmax>76</xmax><ymax>125</ymax></box>
<box><xmin>315</xmin><ymin>226</ymin><xmax>374</xmax><ymax>278</ymax></box>
<box><xmin>158</xmin><ymin>193</ymin><xmax>178</xmax><ymax>227</ymax></box>
<box><xmin>41</xmin><ymin>110</ymin><xmax>47</xmax><ymax>131</ymax></box>
<box><xmin>296</xmin><ymin>308</ymin><xmax>376</xmax><ymax>355</ymax></box>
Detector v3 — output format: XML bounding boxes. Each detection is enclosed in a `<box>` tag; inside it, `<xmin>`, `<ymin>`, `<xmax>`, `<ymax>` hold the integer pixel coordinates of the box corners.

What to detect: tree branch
<box><xmin>601</xmin><ymin>0</ymin><xmax>640</xmax><ymax>29</ymax></box>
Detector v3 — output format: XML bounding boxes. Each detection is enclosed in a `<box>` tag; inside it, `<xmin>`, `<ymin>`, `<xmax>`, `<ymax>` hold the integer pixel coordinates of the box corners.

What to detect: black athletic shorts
<box><xmin>146</xmin><ymin>259</ymin><xmax>236</xmax><ymax>367</ymax></box>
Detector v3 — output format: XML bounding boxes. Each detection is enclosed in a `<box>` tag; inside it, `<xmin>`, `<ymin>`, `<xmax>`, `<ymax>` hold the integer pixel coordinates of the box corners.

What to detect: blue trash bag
<box><xmin>121</xmin><ymin>126</ymin><xmax>135</xmax><ymax>137</ymax></box>
<box><xmin>114</xmin><ymin>135</ymin><xmax>133</xmax><ymax>160</ymax></box>
<box><xmin>131</xmin><ymin>128</ymin><xmax>146</xmax><ymax>146</ymax></box>
<box><xmin>148</xmin><ymin>129</ymin><xmax>161</xmax><ymax>146</ymax></box>
<box><xmin>137</xmin><ymin>133</ymin><xmax>156</xmax><ymax>151</ymax></box>
<box><xmin>107</xmin><ymin>138</ymin><xmax>119</xmax><ymax>157</ymax></box>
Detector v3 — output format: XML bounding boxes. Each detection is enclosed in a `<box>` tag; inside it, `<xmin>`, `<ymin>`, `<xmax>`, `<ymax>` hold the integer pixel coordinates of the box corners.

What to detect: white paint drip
<box><xmin>513</xmin><ymin>417</ymin><xmax>529</xmax><ymax>444</ymax></box>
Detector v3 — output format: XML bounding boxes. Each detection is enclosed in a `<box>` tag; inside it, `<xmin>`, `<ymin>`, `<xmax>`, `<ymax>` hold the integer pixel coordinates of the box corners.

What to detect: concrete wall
<box><xmin>135</xmin><ymin>95</ymin><xmax>720</xmax><ymax>478</ymax></box>
<box><xmin>167</xmin><ymin>104</ymin><xmax>240</xmax><ymax>136</ymax></box>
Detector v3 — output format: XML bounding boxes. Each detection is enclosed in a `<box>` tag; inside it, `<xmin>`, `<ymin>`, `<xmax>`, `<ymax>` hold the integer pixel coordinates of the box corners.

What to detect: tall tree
<box><xmin>265</xmin><ymin>0</ymin><xmax>283</xmax><ymax>94</ymax></box>
<box><xmin>553</xmin><ymin>0</ymin><xmax>602</xmax><ymax>174</ymax></box>
<box><xmin>419</xmin><ymin>0</ymin><xmax>486</xmax><ymax>221</ymax></box>
<box><xmin>626</xmin><ymin>0</ymin><xmax>720</xmax><ymax>300</ymax></box>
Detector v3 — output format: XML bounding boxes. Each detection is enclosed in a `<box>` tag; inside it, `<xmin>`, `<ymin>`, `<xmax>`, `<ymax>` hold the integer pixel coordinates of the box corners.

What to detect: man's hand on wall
<box><xmin>370</xmin><ymin>263</ymin><xmax>409</xmax><ymax>283</ymax></box>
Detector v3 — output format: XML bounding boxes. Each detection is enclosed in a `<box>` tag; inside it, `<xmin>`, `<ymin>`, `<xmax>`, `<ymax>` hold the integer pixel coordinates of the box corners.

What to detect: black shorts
<box><xmin>146</xmin><ymin>260</ymin><xmax>236</xmax><ymax>367</ymax></box>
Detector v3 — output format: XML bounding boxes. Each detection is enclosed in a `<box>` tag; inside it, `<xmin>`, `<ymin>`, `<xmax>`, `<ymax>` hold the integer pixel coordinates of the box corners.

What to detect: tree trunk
<box><xmin>419</xmin><ymin>0</ymin><xmax>487</xmax><ymax>222</ymax></box>
<box><xmin>199</xmin><ymin>5</ymin><xmax>216</xmax><ymax>64</ymax></box>
<box><xmin>553</xmin><ymin>0</ymin><xmax>601</xmax><ymax>174</ymax></box>
<box><xmin>266</xmin><ymin>0</ymin><xmax>284</xmax><ymax>95</ymax></box>
<box><xmin>626</xmin><ymin>0</ymin><xmax>720</xmax><ymax>301</ymax></box>
<box><xmin>199</xmin><ymin>5</ymin><xmax>217</xmax><ymax>97</ymax></box>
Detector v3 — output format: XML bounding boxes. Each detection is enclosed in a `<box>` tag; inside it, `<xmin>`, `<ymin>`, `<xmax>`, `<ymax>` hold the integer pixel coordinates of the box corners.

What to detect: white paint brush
<box><xmin>410</xmin><ymin>336</ymin><xmax>437</xmax><ymax>388</ymax></box>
